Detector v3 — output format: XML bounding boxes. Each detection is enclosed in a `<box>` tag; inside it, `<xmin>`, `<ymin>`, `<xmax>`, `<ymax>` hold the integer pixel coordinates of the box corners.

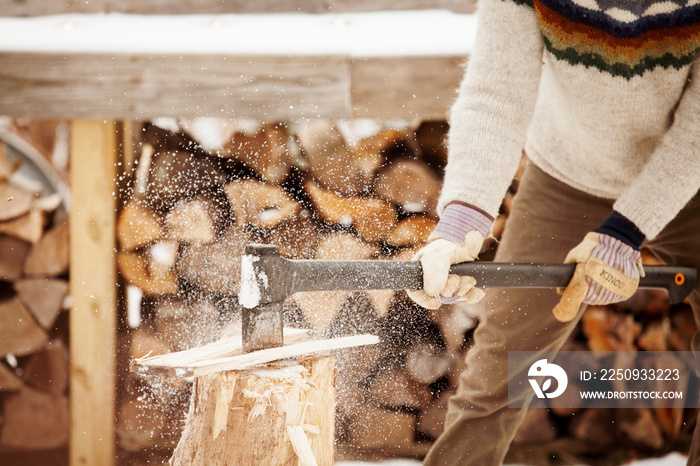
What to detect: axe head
<box><xmin>239</xmin><ymin>244</ymin><xmax>290</xmax><ymax>353</ymax></box>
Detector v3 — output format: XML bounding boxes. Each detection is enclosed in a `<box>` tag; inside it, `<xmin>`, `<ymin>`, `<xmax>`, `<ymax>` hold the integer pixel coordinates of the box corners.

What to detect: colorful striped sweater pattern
<box><xmin>521</xmin><ymin>0</ymin><xmax>700</xmax><ymax>78</ymax></box>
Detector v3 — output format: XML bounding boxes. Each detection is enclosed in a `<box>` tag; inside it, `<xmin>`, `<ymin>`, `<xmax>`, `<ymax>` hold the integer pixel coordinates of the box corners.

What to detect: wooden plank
<box><xmin>1</xmin><ymin>0</ymin><xmax>474</xmax><ymax>16</ymax></box>
<box><xmin>351</xmin><ymin>55</ymin><xmax>466</xmax><ymax>119</ymax></box>
<box><xmin>0</xmin><ymin>52</ymin><xmax>350</xmax><ymax>120</ymax></box>
<box><xmin>69</xmin><ymin>120</ymin><xmax>118</xmax><ymax>466</ymax></box>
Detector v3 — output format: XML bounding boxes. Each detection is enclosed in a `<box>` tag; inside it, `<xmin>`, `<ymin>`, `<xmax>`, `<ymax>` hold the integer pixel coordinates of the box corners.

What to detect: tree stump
<box><xmin>170</xmin><ymin>355</ymin><xmax>335</xmax><ymax>466</ymax></box>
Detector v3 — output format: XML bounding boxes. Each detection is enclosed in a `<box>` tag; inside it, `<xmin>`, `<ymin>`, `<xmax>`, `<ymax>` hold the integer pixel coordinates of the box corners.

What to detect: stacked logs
<box><xmin>0</xmin><ymin>137</ymin><xmax>70</xmax><ymax>464</ymax></box>
<box><xmin>118</xmin><ymin>119</ymin><xmax>696</xmax><ymax>464</ymax></box>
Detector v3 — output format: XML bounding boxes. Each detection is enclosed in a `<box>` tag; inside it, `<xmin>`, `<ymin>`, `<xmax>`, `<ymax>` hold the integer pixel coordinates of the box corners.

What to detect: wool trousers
<box><xmin>422</xmin><ymin>162</ymin><xmax>700</xmax><ymax>466</ymax></box>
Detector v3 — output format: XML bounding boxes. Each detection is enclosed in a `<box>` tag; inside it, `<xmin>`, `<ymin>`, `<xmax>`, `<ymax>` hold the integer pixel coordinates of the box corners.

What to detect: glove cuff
<box><xmin>430</xmin><ymin>202</ymin><xmax>493</xmax><ymax>244</ymax></box>
<box><xmin>594</xmin><ymin>211</ymin><xmax>645</xmax><ymax>251</ymax></box>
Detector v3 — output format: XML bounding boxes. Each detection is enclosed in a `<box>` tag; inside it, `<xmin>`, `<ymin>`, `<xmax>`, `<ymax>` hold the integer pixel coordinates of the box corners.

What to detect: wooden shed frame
<box><xmin>0</xmin><ymin>2</ymin><xmax>473</xmax><ymax>465</ymax></box>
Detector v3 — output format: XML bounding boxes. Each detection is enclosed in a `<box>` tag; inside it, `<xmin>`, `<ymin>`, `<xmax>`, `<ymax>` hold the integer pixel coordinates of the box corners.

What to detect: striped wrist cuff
<box><xmin>432</xmin><ymin>203</ymin><xmax>493</xmax><ymax>243</ymax></box>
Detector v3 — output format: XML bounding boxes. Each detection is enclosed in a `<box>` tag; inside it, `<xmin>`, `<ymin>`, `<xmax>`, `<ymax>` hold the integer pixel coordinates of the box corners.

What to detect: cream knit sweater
<box><xmin>439</xmin><ymin>0</ymin><xmax>700</xmax><ymax>239</ymax></box>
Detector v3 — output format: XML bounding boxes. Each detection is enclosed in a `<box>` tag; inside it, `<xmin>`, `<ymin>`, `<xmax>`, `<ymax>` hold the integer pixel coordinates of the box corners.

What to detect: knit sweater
<box><xmin>439</xmin><ymin>0</ymin><xmax>700</xmax><ymax>239</ymax></box>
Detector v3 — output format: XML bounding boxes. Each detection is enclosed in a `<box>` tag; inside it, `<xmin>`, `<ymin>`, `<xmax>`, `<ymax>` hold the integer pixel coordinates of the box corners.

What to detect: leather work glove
<box><xmin>407</xmin><ymin>203</ymin><xmax>493</xmax><ymax>310</ymax></box>
<box><xmin>553</xmin><ymin>212</ymin><xmax>646</xmax><ymax>322</ymax></box>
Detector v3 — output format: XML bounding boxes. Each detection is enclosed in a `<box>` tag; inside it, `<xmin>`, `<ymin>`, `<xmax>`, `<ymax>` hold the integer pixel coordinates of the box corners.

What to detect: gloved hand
<box><xmin>553</xmin><ymin>227</ymin><xmax>645</xmax><ymax>322</ymax></box>
<box><xmin>407</xmin><ymin>203</ymin><xmax>493</xmax><ymax>310</ymax></box>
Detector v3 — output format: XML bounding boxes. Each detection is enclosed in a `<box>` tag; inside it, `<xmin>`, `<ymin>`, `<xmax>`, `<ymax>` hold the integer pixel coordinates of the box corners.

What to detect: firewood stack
<box><xmin>118</xmin><ymin>119</ymin><xmax>696</xmax><ymax>464</ymax></box>
<box><xmin>0</xmin><ymin>137</ymin><xmax>70</xmax><ymax>463</ymax></box>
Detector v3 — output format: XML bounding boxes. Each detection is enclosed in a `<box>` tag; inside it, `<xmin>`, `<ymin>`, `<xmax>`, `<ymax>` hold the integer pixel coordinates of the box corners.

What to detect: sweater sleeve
<box><xmin>613</xmin><ymin>56</ymin><xmax>700</xmax><ymax>240</ymax></box>
<box><xmin>438</xmin><ymin>0</ymin><xmax>544</xmax><ymax>218</ymax></box>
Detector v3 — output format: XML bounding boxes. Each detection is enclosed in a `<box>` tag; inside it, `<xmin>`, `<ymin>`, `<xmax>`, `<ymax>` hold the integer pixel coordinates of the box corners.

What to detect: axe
<box><xmin>238</xmin><ymin>243</ymin><xmax>696</xmax><ymax>353</ymax></box>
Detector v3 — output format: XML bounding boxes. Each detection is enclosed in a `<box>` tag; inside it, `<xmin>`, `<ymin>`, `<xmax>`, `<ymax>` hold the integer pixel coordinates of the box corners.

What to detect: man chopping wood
<box><xmin>406</xmin><ymin>0</ymin><xmax>700</xmax><ymax>464</ymax></box>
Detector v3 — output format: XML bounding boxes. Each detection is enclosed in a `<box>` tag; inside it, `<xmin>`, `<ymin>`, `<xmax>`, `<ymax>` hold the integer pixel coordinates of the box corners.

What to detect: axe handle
<box><xmin>287</xmin><ymin>260</ymin><xmax>696</xmax><ymax>305</ymax></box>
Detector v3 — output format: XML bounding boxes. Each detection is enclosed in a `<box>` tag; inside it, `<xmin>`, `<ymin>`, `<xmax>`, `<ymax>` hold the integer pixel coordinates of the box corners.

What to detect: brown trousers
<box><xmin>423</xmin><ymin>163</ymin><xmax>700</xmax><ymax>466</ymax></box>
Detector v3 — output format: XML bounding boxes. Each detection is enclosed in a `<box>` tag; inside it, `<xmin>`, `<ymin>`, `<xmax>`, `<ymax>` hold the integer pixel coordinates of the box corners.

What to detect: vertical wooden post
<box><xmin>69</xmin><ymin>120</ymin><xmax>118</xmax><ymax>466</ymax></box>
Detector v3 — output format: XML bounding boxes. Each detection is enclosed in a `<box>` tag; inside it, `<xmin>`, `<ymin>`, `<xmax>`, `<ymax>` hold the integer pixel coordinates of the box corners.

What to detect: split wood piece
<box><xmin>265</xmin><ymin>211</ymin><xmax>320</xmax><ymax>259</ymax></box>
<box><xmin>294</xmin><ymin>233</ymin><xmax>380</xmax><ymax>332</ymax></box>
<box><xmin>177</xmin><ymin>226</ymin><xmax>250</xmax><ymax>295</ymax></box>
<box><xmin>0</xmin><ymin>385</ymin><xmax>69</xmax><ymax>449</ymax></box>
<box><xmin>415</xmin><ymin>121</ymin><xmax>449</xmax><ymax>166</ymax></box>
<box><xmin>220</xmin><ymin>123</ymin><xmax>291</xmax><ymax>185</ymax></box>
<box><xmin>130</xmin><ymin>327</ymin><xmax>172</xmax><ymax>360</ymax></box>
<box><xmin>669</xmin><ymin>307</ymin><xmax>696</xmax><ymax>351</ymax></box>
<box><xmin>117</xmin><ymin>395</ymin><xmax>172</xmax><ymax>452</ymax></box>
<box><xmin>117</xmin><ymin>244</ymin><xmax>179</xmax><ymax>296</ymax></box>
<box><xmin>366</xmin><ymin>365</ymin><xmax>432</xmax><ymax>411</ymax></box>
<box><xmin>548</xmin><ymin>378</ymin><xmax>583</xmax><ymax>417</ymax></box>
<box><xmin>427</xmin><ymin>304</ymin><xmax>478</xmax><ymax>351</ymax></box>
<box><xmin>417</xmin><ymin>388</ymin><xmax>454</xmax><ymax>440</ymax></box>
<box><xmin>569</xmin><ymin>408</ymin><xmax>617</xmax><ymax>447</ymax></box>
<box><xmin>0</xmin><ymin>234</ymin><xmax>32</xmax><ymax>281</ymax></box>
<box><xmin>170</xmin><ymin>356</ymin><xmax>335</xmax><ymax>466</ymax></box>
<box><xmin>117</xmin><ymin>198</ymin><xmax>163</xmax><ymax>251</ymax></box>
<box><xmin>0</xmin><ymin>179</ymin><xmax>33</xmax><ymax>221</ymax></box>
<box><xmin>24</xmin><ymin>221</ymin><xmax>69</xmax><ymax>277</ymax></box>
<box><xmin>581</xmin><ymin>306</ymin><xmax>642</xmax><ymax>352</ymax></box>
<box><xmin>0</xmin><ymin>140</ymin><xmax>21</xmax><ymax>180</ymax></box>
<box><xmin>404</xmin><ymin>341</ymin><xmax>455</xmax><ymax>385</ymax></box>
<box><xmin>637</xmin><ymin>320</ymin><xmax>669</xmax><ymax>351</ymax></box>
<box><xmin>387</xmin><ymin>215</ymin><xmax>437</xmax><ymax>247</ymax></box>
<box><xmin>178</xmin><ymin>118</ymin><xmax>238</xmax><ymax>155</ymax></box>
<box><xmin>133</xmin><ymin>327</ymin><xmax>310</xmax><ymax>376</ymax></box>
<box><xmin>297</xmin><ymin>120</ymin><xmax>375</xmax><ymax>196</ymax></box>
<box><xmin>154</xmin><ymin>295</ymin><xmax>221</xmax><ymax>352</ymax></box>
<box><xmin>491</xmin><ymin>214</ymin><xmax>507</xmax><ymax>241</ymax></box>
<box><xmin>375</xmin><ymin>158</ymin><xmax>440</xmax><ymax>217</ymax></box>
<box><xmin>146</xmin><ymin>150</ymin><xmax>226</xmax><ymax>210</ymax></box>
<box><xmin>348</xmin><ymin>406</ymin><xmax>417</xmax><ymax>451</ymax></box>
<box><xmin>0</xmin><ymin>296</ymin><xmax>48</xmax><ymax>357</ymax></box>
<box><xmin>0</xmin><ymin>208</ymin><xmax>44</xmax><ymax>243</ymax></box>
<box><xmin>617</xmin><ymin>408</ymin><xmax>663</xmax><ymax>450</ymax></box>
<box><xmin>224</xmin><ymin>179</ymin><xmax>301</xmax><ymax>229</ymax></box>
<box><xmin>512</xmin><ymin>408</ymin><xmax>557</xmax><ymax>445</ymax></box>
<box><xmin>0</xmin><ymin>362</ymin><xmax>23</xmax><ymax>391</ymax></box>
<box><xmin>165</xmin><ymin>194</ymin><xmax>223</xmax><ymax>245</ymax></box>
<box><xmin>364</xmin><ymin>248</ymin><xmax>417</xmax><ymax>318</ymax></box>
<box><xmin>14</xmin><ymin>277</ymin><xmax>69</xmax><ymax>330</ymax></box>
<box><xmin>138</xmin><ymin>334</ymin><xmax>378</xmax><ymax>379</ymax></box>
<box><xmin>22</xmin><ymin>339</ymin><xmax>69</xmax><ymax>395</ymax></box>
<box><xmin>306</xmin><ymin>181</ymin><xmax>397</xmax><ymax>242</ymax></box>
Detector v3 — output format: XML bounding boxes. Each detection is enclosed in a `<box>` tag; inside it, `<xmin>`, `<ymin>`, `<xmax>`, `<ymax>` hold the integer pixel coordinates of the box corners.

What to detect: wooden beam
<box><xmin>69</xmin><ymin>120</ymin><xmax>118</xmax><ymax>466</ymax></box>
<box><xmin>0</xmin><ymin>53</ymin><xmax>351</xmax><ymax>121</ymax></box>
<box><xmin>0</xmin><ymin>0</ymin><xmax>474</xmax><ymax>16</ymax></box>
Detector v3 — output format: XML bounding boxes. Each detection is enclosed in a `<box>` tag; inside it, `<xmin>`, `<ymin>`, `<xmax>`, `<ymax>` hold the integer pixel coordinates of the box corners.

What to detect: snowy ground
<box><xmin>335</xmin><ymin>451</ymin><xmax>688</xmax><ymax>465</ymax></box>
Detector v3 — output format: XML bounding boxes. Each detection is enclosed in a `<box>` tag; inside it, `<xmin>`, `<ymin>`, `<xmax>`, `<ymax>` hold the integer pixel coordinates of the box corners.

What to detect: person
<box><xmin>406</xmin><ymin>0</ymin><xmax>700</xmax><ymax>464</ymax></box>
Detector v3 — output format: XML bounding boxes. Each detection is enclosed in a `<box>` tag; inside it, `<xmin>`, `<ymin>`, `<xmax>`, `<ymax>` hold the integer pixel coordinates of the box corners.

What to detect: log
<box><xmin>0</xmin><ymin>234</ymin><xmax>32</xmax><ymax>281</ymax></box>
<box><xmin>0</xmin><ymin>296</ymin><xmax>48</xmax><ymax>357</ymax></box>
<box><xmin>637</xmin><ymin>320</ymin><xmax>669</xmax><ymax>351</ymax></box>
<box><xmin>417</xmin><ymin>389</ymin><xmax>454</xmax><ymax>440</ymax></box>
<box><xmin>387</xmin><ymin>215</ymin><xmax>437</xmax><ymax>247</ymax></box>
<box><xmin>146</xmin><ymin>150</ymin><xmax>226</xmax><ymax>210</ymax></box>
<box><xmin>0</xmin><ymin>140</ymin><xmax>21</xmax><ymax>180</ymax></box>
<box><xmin>404</xmin><ymin>341</ymin><xmax>455</xmax><ymax>385</ymax></box>
<box><xmin>165</xmin><ymin>195</ymin><xmax>223</xmax><ymax>245</ymax></box>
<box><xmin>264</xmin><ymin>211</ymin><xmax>320</xmax><ymax>259</ymax></box>
<box><xmin>220</xmin><ymin>123</ymin><xmax>291</xmax><ymax>185</ymax></box>
<box><xmin>365</xmin><ymin>365</ymin><xmax>432</xmax><ymax>411</ymax></box>
<box><xmin>297</xmin><ymin>120</ymin><xmax>375</xmax><ymax>196</ymax></box>
<box><xmin>0</xmin><ymin>208</ymin><xmax>44</xmax><ymax>243</ymax></box>
<box><xmin>0</xmin><ymin>361</ymin><xmax>23</xmax><ymax>391</ymax></box>
<box><xmin>349</xmin><ymin>406</ymin><xmax>416</xmax><ymax>451</ymax></box>
<box><xmin>0</xmin><ymin>180</ymin><xmax>33</xmax><ymax>221</ymax></box>
<box><xmin>224</xmin><ymin>179</ymin><xmax>301</xmax><ymax>230</ymax></box>
<box><xmin>117</xmin><ymin>247</ymin><xmax>180</xmax><ymax>296</ymax></box>
<box><xmin>177</xmin><ymin>226</ymin><xmax>250</xmax><ymax>295</ymax></box>
<box><xmin>512</xmin><ymin>408</ymin><xmax>557</xmax><ymax>445</ymax></box>
<box><xmin>306</xmin><ymin>181</ymin><xmax>397</xmax><ymax>242</ymax></box>
<box><xmin>581</xmin><ymin>306</ymin><xmax>642</xmax><ymax>352</ymax></box>
<box><xmin>21</xmin><ymin>339</ymin><xmax>69</xmax><ymax>395</ymax></box>
<box><xmin>617</xmin><ymin>408</ymin><xmax>664</xmax><ymax>450</ymax></box>
<box><xmin>24</xmin><ymin>221</ymin><xmax>69</xmax><ymax>277</ymax></box>
<box><xmin>569</xmin><ymin>409</ymin><xmax>617</xmax><ymax>447</ymax></box>
<box><xmin>170</xmin><ymin>355</ymin><xmax>335</xmax><ymax>466</ymax></box>
<box><xmin>0</xmin><ymin>386</ymin><xmax>69</xmax><ymax>449</ymax></box>
<box><xmin>669</xmin><ymin>307</ymin><xmax>696</xmax><ymax>351</ymax></box>
<box><xmin>414</xmin><ymin>121</ymin><xmax>448</xmax><ymax>166</ymax></box>
<box><xmin>14</xmin><ymin>277</ymin><xmax>69</xmax><ymax>330</ymax></box>
<box><xmin>117</xmin><ymin>198</ymin><xmax>164</xmax><ymax>251</ymax></box>
<box><xmin>426</xmin><ymin>304</ymin><xmax>477</xmax><ymax>351</ymax></box>
<box><xmin>375</xmin><ymin>158</ymin><xmax>440</xmax><ymax>216</ymax></box>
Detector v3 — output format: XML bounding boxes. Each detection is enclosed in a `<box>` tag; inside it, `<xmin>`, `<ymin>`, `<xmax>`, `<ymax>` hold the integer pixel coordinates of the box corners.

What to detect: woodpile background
<box><xmin>115</xmin><ymin>118</ymin><xmax>698</xmax><ymax>465</ymax></box>
<box><xmin>0</xmin><ymin>123</ymin><xmax>71</xmax><ymax>466</ymax></box>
